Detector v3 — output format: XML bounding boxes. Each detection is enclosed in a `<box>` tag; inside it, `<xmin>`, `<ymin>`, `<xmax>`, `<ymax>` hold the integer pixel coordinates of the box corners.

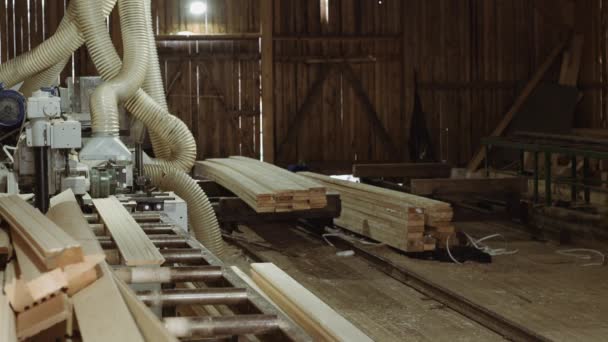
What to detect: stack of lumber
<box><xmin>195</xmin><ymin>156</ymin><xmax>328</xmax><ymax>213</ymax></box>
<box><xmin>299</xmin><ymin>172</ymin><xmax>456</xmax><ymax>251</ymax></box>
<box><xmin>0</xmin><ymin>192</ymin><xmax>177</xmax><ymax>342</ymax></box>
<box><xmin>250</xmin><ymin>263</ymin><xmax>373</xmax><ymax>342</ymax></box>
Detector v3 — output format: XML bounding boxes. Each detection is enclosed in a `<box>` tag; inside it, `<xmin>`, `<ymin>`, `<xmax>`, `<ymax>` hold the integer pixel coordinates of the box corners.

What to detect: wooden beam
<box><xmin>353</xmin><ymin>163</ymin><xmax>452</xmax><ymax>179</ymax></box>
<box><xmin>0</xmin><ymin>195</ymin><xmax>84</xmax><ymax>270</ymax></box>
<box><xmin>276</xmin><ymin>66</ymin><xmax>333</xmax><ymax>158</ymax></box>
<box><xmin>0</xmin><ymin>227</ymin><xmax>12</xmax><ymax>267</ymax></box>
<box><xmin>261</xmin><ymin>0</ymin><xmax>274</xmax><ymax>163</ymax></box>
<box><xmin>339</xmin><ymin>63</ymin><xmax>401</xmax><ymax>157</ymax></box>
<box><xmin>0</xmin><ymin>266</ymin><xmax>17</xmax><ymax>342</ymax></box>
<box><xmin>251</xmin><ymin>263</ymin><xmax>373</xmax><ymax>342</ymax></box>
<box><xmin>156</xmin><ymin>33</ymin><xmax>261</xmax><ymax>41</ymax></box>
<box><xmin>93</xmin><ymin>197</ymin><xmax>165</xmax><ymax>266</ymax></box>
<box><xmin>467</xmin><ymin>40</ymin><xmax>567</xmax><ymax>172</ymax></box>
<box><xmin>273</xmin><ymin>34</ymin><xmax>401</xmax><ymax>41</ymax></box>
<box><xmin>48</xmin><ymin>190</ymin><xmax>145</xmax><ymax>342</ymax></box>
<box><xmin>410</xmin><ymin>177</ymin><xmax>529</xmax><ymax>196</ymax></box>
<box><xmin>15</xmin><ymin>293</ymin><xmax>71</xmax><ymax>341</ymax></box>
<box><xmin>559</xmin><ymin>34</ymin><xmax>584</xmax><ymax>86</ymax></box>
<box><xmin>113</xmin><ymin>273</ymin><xmax>179</xmax><ymax>342</ymax></box>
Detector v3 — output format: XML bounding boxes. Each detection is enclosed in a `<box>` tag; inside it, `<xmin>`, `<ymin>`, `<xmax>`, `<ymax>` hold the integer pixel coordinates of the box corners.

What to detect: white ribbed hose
<box><xmin>145</xmin><ymin>165</ymin><xmax>223</xmax><ymax>257</ymax></box>
<box><xmin>78</xmin><ymin>0</ymin><xmax>148</xmax><ymax>136</ymax></box>
<box><xmin>74</xmin><ymin>0</ymin><xmax>223</xmax><ymax>256</ymax></box>
<box><xmin>75</xmin><ymin>0</ymin><xmax>196</xmax><ymax>171</ymax></box>
<box><xmin>141</xmin><ymin>0</ymin><xmax>172</xmax><ymax>159</ymax></box>
<box><xmin>0</xmin><ymin>0</ymin><xmax>117</xmax><ymax>88</ymax></box>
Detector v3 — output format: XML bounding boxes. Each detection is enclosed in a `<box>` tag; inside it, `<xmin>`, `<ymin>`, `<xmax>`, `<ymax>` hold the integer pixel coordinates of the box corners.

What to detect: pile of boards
<box><xmin>0</xmin><ymin>192</ymin><xmax>176</xmax><ymax>342</ymax></box>
<box><xmin>195</xmin><ymin>157</ymin><xmax>328</xmax><ymax>213</ymax></box>
<box><xmin>299</xmin><ymin>172</ymin><xmax>456</xmax><ymax>252</ymax></box>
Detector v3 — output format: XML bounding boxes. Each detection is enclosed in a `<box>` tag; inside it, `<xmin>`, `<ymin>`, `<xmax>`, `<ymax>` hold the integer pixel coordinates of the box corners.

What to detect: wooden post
<box><xmin>261</xmin><ymin>0</ymin><xmax>274</xmax><ymax>163</ymax></box>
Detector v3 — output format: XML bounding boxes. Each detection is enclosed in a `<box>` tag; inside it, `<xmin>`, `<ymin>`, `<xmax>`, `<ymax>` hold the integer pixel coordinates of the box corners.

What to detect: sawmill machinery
<box><xmin>0</xmin><ymin>0</ymin><xmax>224</xmax><ymax>257</ymax></box>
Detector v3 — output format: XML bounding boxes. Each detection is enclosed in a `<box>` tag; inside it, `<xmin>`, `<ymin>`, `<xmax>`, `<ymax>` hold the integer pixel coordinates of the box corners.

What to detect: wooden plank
<box><xmin>410</xmin><ymin>177</ymin><xmax>529</xmax><ymax>196</ymax></box>
<box><xmin>0</xmin><ymin>195</ymin><xmax>83</xmax><ymax>270</ymax></box>
<box><xmin>353</xmin><ymin>163</ymin><xmax>452</xmax><ymax>179</ymax></box>
<box><xmin>0</xmin><ymin>227</ymin><xmax>12</xmax><ymax>267</ymax></box>
<box><xmin>15</xmin><ymin>293</ymin><xmax>71</xmax><ymax>341</ymax></box>
<box><xmin>251</xmin><ymin>263</ymin><xmax>373</xmax><ymax>342</ymax></box>
<box><xmin>261</xmin><ymin>0</ymin><xmax>274</xmax><ymax>162</ymax></box>
<box><xmin>467</xmin><ymin>40</ymin><xmax>567</xmax><ymax>172</ymax></box>
<box><xmin>195</xmin><ymin>161</ymin><xmax>276</xmax><ymax>212</ymax></box>
<box><xmin>559</xmin><ymin>34</ymin><xmax>584</xmax><ymax>86</ymax></box>
<box><xmin>113</xmin><ymin>273</ymin><xmax>178</xmax><ymax>342</ymax></box>
<box><xmin>92</xmin><ymin>197</ymin><xmax>165</xmax><ymax>266</ymax></box>
<box><xmin>0</xmin><ymin>266</ymin><xmax>18</xmax><ymax>342</ymax></box>
<box><xmin>276</xmin><ymin>66</ymin><xmax>334</xmax><ymax>158</ymax></box>
<box><xmin>48</xmin><ymin>190</ymin><xmax>146</xmax><ymax>342</ymax></box>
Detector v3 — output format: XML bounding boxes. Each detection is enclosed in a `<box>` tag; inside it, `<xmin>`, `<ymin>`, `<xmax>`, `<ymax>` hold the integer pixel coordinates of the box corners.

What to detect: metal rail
<box><xmin>328</xmin><ymin>235</ymin><xmax>549</xmax><ymax>342</ymax></box>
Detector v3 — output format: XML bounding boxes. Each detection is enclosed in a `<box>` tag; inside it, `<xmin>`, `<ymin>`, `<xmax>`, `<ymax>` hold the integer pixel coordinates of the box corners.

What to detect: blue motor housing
<box><xmin>0</xmin><ymin>83</ymin><xmax>26</xmax><ymax>129</ymax></box>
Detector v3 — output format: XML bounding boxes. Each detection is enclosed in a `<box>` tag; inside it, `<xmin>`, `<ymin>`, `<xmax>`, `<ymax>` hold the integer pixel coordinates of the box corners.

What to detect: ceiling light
<box><xmin>190</xmin><ymin>2</ymin><xmax>207</xmax><ymax>15</ymax></box>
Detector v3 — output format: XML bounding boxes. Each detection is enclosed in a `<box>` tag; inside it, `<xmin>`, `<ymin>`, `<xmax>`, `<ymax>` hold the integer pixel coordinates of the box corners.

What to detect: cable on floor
<box><xmin>556</xmin><ymin>248</ymin><xmax>606</xmax><ymax>267</ymax></box>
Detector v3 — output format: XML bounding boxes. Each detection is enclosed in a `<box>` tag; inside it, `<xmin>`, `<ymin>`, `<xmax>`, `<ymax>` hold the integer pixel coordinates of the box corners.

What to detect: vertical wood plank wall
<box><xmin>0</xmin><ymin>0</ymin><xmax>607</xmax><ymax>169</ymax></box>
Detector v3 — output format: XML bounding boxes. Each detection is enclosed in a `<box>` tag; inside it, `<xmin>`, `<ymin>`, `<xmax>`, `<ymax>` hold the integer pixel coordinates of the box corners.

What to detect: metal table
<box><xmin>482</xmin><ymin>132</ymin><xmax>608</xmax><ymax>206</ymax></box>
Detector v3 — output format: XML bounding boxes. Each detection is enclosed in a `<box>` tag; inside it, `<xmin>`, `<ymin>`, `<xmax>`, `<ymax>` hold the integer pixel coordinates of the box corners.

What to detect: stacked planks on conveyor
<box><xmin>299</xmin><ymin>172</ymin><xmax>456</xmax><ymax>252</ymax></box>
<box><xmin>0</xmin><ymin>192</ymin><xmax>176</xmax><ymax>342</ymax></box>
<box><xmin>194</xmin><ymin>157</ymin><xmax>328</xmax><ymax>213</ymax></box>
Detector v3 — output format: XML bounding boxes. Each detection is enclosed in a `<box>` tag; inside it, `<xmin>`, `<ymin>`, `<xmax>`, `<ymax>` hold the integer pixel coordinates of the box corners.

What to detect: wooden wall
<box><xmin>1</xmin><ymin>0</ymin><xmax>607</xmax><ymax>170</ymax></box>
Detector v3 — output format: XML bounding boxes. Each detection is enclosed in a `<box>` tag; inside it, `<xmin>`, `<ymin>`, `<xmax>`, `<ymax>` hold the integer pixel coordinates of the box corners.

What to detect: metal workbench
<box><xmin>482</xmin><ymin>131</ymin><xmax>608</xmax><ymax>206</ymax></box>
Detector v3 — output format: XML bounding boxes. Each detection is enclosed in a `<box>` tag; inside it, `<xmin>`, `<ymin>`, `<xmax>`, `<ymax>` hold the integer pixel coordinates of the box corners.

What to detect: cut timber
<box><xmin>4</xmin><ymin>268</ymin><xmax>67</xmax><ymax>313</ymax></box>
<box><xmin>195</xmin><ymin>161</ymin><xmax>276</xmax><ymax>213</ymax></box>
<box><xmin>48</xmin><ymin>190</ymin><xmax>145</xmax><ymax>342</ymax></box>
<box><xmin>15</xmin><ymin>293</ymin><xmax>71</xmax><ymax>341</ymax></box>
<box><xmin>0</xmin><ymin>266</ymin><xmax>18</xmax><ymax>342</ymax></box>
<box><xmin>93</xmin><ymin>197</ymin><xmax>165</xmax><ymax>266</ymax></box>
<box><xmin>113</xmin><ymin>273</ymin><xmax>178</xmax><ymax>342</ymax></box>
<box><xmin>0</xmin><ymin>228</ymin><xmax>11</xmax><ymax>267</ymax></box>
<box><xmin>299</xmin><ymin>172</ymin><xmax>452</xmax><ymax>224</ymax></box>
<box><xmin>559</xmin><ymin>34</ymin><xmax>584</xmax><ymax>86</ymax></box>
<box><xmin>353</xmin><ymin>163</ymin><xmax>452</xmax><ymax>179</ymax></box>
<box><xmin>467</xmin><ymin>40</ymin><xmax>567</xmax><ymax>172</ymax></box>
<box><xmin>195</xmin><ymin>158</ymin><xmax>328</xmax><ymax>213</ymax></box>
<box><xmin>410</xmin><ymin>177</ymin><xmax>529</xmax><ymax>196</ymax></box>
<box><xmin>0</xmin><ymin>195</ymin><xmax>83</xmax><ymax>270</ymax></box>
<box><xmin>251</xmin><ymin>263</ymin><xmax>373</xmax><ymax>342</ymax></box>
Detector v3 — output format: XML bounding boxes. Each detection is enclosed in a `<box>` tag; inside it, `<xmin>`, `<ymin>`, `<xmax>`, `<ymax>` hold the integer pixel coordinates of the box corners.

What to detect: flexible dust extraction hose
<box><xmin>0</xmin><ymin>0</ymin><xmax>117</xmax><ymax>88</ymax></box>
<box><xmin>145</xmin><ymin>165</ymin><xmax>223</xmax><ymax>257</ymax></box>
<box><xmin>75</xmin><ymin>0</ymin><xmax>196</xmax><ymax>171</ymax></box>
<box><xmin>78</xmin><ymin>0</ymin><xmax>149</xmax><ymax>137</ymax></box>
<box><xmin>75</xmin><ymin>0</ymin><xmax>223</xmax><ymax>255</ymax></box>
<box><xmin>19</xmin><ymin>58</ymin><xmax>70</xmax><ymax>97</ymax></box>
<box><xmin>141</xmin><ymin>0</ymin><xmax>171</xmax><ymax>159</ymax></box>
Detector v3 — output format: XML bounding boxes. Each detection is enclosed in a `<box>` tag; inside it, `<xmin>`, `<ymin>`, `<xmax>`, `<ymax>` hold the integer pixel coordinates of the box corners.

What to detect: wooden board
<box><xmin>299</xmin><ymin>172</ymin><xmax>452</xmax><ymax>223</ymax></box>
<box><xmin>466</xmin><ymin>40</ymin><xmax>567</xmax><ymax>172</ymax></box>
<box><xmin>0</xmin><ymin>266</ymin><xmax>17</xmax><ymax>342</ymax></box>
<box><xmin>196</xmin><ymin>158</ymin><xmax>328</xmax><ymax>213</ymax></box>
<box><xmin>410</xmin><ymin>177</ymin><xmax>529</xmax><ymax>196</ymax></box>
<box><xmin>0</xmin><ymin>195</ymin><xmax>83</xmax><ymax>270</ymax></box>
<box><xmin>92</xmin><ymin>197</ymin><xmax>165</xmax><ymax>266</ymax></box>
<box><xmin>353</xmin><ymin>163</ymin><xmax>452</xmax><ymax>179</ymax></box>
<box><xmin>0</xmin><ymin>227</ymin><xmax>11</xmax><ymax>266</ymax></box>
<box><xmin>251</xmin><ymin>263</ymin><xmax>373</xmax><ymax>342</ymax></box>
<box><xmin>48</xmin><ymin>190</ymin><xmax>146</xmax><ymax>342</ymax></box>
<box><xmin>113</xmin><ymin>273</ymin><xmax>178</xmax><ymax>342</ymax></box>
<box><xmin>15</xmin><ymin>293</ymin><xmax>70</xmax><ymax>341</ymax></box>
